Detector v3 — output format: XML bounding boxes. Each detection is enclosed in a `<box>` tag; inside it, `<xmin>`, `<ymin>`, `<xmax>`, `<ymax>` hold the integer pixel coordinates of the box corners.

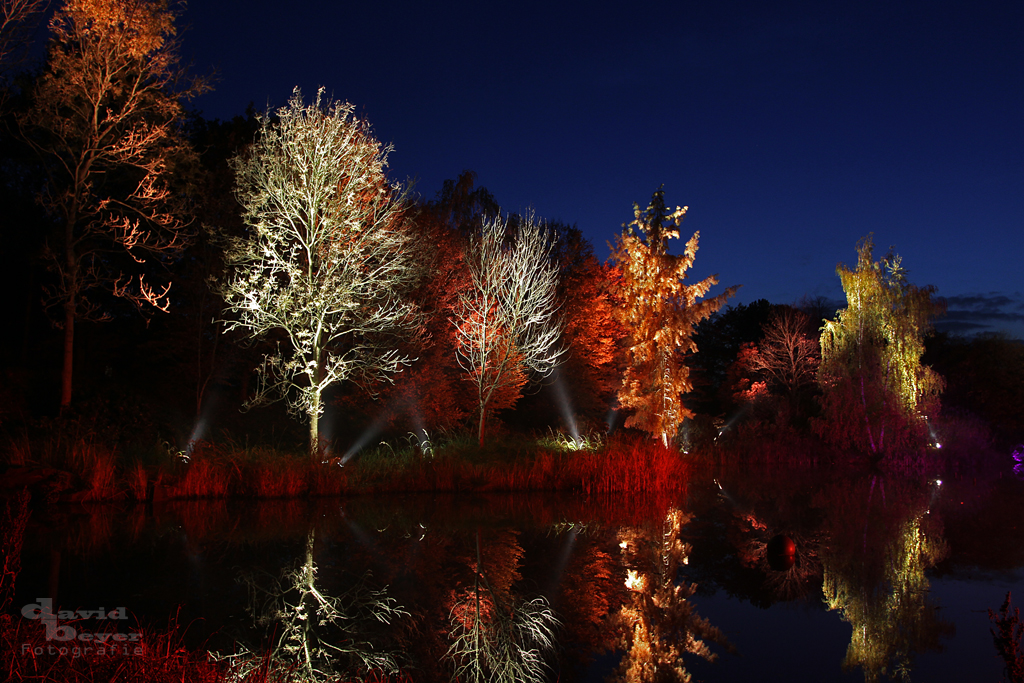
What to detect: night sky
<box><xmin>182</xmin><ymin>1</ymin><xmax>1023</xmax><ymax>338</ymax></box>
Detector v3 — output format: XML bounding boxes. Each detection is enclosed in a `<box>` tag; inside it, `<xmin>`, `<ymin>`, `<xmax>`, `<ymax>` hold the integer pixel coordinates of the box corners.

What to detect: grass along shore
<box><xmin>1</xmin><ymin>430</ymin><xmax>694</xmax><ymax>502</ymax></box>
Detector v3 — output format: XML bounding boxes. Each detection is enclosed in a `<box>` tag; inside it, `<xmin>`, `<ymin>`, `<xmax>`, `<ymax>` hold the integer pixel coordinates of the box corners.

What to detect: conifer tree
<box><xmin>611</xmin><ymin>188</ymin><xmax>737</xmax><ymax>445</ymax></box>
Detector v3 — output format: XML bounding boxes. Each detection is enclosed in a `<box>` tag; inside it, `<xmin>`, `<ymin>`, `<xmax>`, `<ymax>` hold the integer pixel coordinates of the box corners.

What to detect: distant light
<box><xmin>935</xmin><ymin>479</ymin><xmax>942</xmax><ymax>486</ymax></box>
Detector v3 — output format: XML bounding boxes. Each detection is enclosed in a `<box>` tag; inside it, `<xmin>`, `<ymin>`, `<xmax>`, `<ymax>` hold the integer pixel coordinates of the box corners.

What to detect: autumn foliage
<box><xmin>611</xmin><ymin>188</ymin><xmax>737</xmax><ymax>444</ymax></box>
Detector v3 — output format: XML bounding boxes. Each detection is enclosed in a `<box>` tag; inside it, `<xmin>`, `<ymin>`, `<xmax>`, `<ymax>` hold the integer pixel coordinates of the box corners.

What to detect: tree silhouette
<box><xmin>0</xmin><ymin>0</ymin><xmax>47</xmax><ymax>100</ymax></box>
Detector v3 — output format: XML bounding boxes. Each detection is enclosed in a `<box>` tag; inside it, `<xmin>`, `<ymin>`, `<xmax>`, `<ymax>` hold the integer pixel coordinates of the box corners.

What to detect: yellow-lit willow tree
<box><xmin>821</xmin><ymin>476</ymin><xmax>952</xmax><ymax>680</ymax></box>
<box><xmin>611</xmin><ymin>188</ymin><xmax>737</xmax><ymax>446</ymax></box>
<box><xmin>220</xmin><ymin>88</ymin><xmax>418</xmax><ymax>454</ymax></box>
<box><xmin>816</xmin><ymin>235</ymin><xmax>944</xmax><ymax>457</ymax></box>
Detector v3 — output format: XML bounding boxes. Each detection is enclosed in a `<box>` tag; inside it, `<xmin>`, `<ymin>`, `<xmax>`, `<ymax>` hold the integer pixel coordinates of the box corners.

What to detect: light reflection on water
<box><xmin>9</xmin><ymin>468</ymin><xmax>1024</xmax><ymax>682</ymax></box>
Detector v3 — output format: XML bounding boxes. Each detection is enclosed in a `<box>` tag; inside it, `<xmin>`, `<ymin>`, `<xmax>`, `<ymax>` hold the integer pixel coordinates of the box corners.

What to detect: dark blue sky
<box><xmin>182</xmin><ymin>1</ymin><xmax>1023</xmax><ymax>338</ymax></box>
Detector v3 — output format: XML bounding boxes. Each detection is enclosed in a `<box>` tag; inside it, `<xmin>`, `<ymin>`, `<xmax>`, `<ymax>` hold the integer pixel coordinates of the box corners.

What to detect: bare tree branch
<box><xmin>454</xmin><ymin>214</ymin><xmax>565</xmax><ymax>445</ymax></box>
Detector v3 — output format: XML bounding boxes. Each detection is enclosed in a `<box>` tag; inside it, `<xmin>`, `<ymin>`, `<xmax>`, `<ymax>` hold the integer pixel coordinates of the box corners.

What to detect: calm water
<box><xmin>10</xmin><ymin>463</ymin><xmax>1024</xmax><ymax>681</ymax></box>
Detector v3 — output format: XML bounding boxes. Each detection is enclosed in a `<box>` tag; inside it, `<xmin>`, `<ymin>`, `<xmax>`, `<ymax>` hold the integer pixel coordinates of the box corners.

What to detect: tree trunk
<box><xmin>310</xmin><ymin>396</ymin><xmax>320</xmax><ymax>456</ymax></box>
<box><xmin>60</xmin><ymin>297</ymin><xmax>74</xmax><ymax>411</ymax></box>
<box><xmin>60</xmin><ymin>198</ymin><xmax>79</xmax><ymax>413</ymax></box>
<box><xmin>477</xmin><ymin>406</ymin><xmax>486</xmax><ymax>448</ymax></box>
<box><xmin>310</xmin><ymin>347</ymin><xmax>324</xmax><ymax>455</ymax></box>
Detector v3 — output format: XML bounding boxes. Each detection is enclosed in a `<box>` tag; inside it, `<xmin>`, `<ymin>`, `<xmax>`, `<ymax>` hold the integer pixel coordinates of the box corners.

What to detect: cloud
<box><xmin>935</xmin><ymin>292</ymin><xmax>1024</xmax><ymax>338</ymax></box>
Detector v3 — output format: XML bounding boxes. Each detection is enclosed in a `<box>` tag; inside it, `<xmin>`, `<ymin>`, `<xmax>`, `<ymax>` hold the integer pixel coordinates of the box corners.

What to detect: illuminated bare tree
<box><xmin>220</xmin><ymin>88</ymin><xmax>418</xmax><ymax>453</ymax></box>
<box><xmin>611</xmin><ymin>188</ymin><xmax>737</xmax><ymax>446</ymax></box>
<box><xmin>20</xmin><ymin>0</ymin><xmax>206</xmax><ymax>409</ymax></box>
<box><xmin>749</xmin><ymin>308</ymin><xmax>820</xmax><ymax>396</ymax></box>
<box><xmin>455</xmin><ymin>214</ymin><xmax>564</xmax><ymax>446</ymax></box>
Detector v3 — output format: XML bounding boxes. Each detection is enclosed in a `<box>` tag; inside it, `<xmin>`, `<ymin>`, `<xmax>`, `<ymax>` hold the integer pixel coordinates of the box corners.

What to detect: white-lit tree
<box><xmin>220</xmin><ymin>88</ymin><xmax>418</xmax><ymax>453</ymax></box>
<box><xmin>455</xmin><ymin>214</ymin><xmax>564</xmax><ymax>445</ymax></box>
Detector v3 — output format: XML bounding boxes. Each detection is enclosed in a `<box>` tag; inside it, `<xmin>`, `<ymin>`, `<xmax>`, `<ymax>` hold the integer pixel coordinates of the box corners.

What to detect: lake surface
<box><xmin>11</xmin><ymin>463</ymin><xmax>1024</xmax><ymax>681</ymax></box>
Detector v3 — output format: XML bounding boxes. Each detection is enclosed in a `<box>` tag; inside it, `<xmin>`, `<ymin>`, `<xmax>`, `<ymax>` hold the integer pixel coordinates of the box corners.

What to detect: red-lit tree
<box><xmin>611</xmin><ymin>187</ymin><xmax>737</xmax><ymax>445</ymax></box>
<box><xmin>336</xmin><ymin>172</ymin><xmax>499</xmax><ymax>437</ymax></box>
<box><xmin>552</xmin><ymin>226</ymin><xmax>624</xmax><ymax>427</ymax></box>
<box><xmin>749</xmin><ymin>308</ymin><xmax>820</xmax><ymax>396</ymax></box>
<box><xmin>726</xmin><ymin>307</ymin><xmax>821</xmax><ymax>423</ymax></box>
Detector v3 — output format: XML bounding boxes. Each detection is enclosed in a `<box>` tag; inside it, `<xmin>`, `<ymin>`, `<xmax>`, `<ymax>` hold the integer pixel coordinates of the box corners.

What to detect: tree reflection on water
<box><xmin>9</xmin><ymin>471</ymin><xmax>1017</xmax><ymax>681</ymax></box>
<box><xmin>819</xmin><ymin>475</ymin><xmax>953</xmax><ymax>682</ymax></box>
<box><xmin>447</xmin><ymin>529</ymin><xmax>559</xmax><ymax>683</ymax></box>
<box><xmin>611</xmin><ymin>507</ymin><xmax>730</xmax><ymax>682</ymax></box>
<box><xmin>233</xmin><ymin>529</ymin><xmax>407</xmax><ymax>680</ymax></box>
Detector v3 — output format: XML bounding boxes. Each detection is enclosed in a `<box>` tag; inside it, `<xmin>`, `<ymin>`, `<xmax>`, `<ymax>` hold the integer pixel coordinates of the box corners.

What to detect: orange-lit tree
<box><xmin>611</xmin><ymin>188</ymin><xmax>737</xmax><ymax>445</ymax></box>
<box><xmin>816</xmin><ymin>235</ymin><xmax>944</xmax><ymax>457</ymax></box>
<box><xmin>219</xmin><ymin>88</ymin><xmax>418</xmax><ymax>454</ymax></box>
<box><xmin>21</xmin><ymin>0</ymin><xmax>206</xmax><ymax>410</ymax></box>
<box><xmin>455</xmin><ymin>214</ymin><xmax>564</xmax><ymax>445</ymax></box>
